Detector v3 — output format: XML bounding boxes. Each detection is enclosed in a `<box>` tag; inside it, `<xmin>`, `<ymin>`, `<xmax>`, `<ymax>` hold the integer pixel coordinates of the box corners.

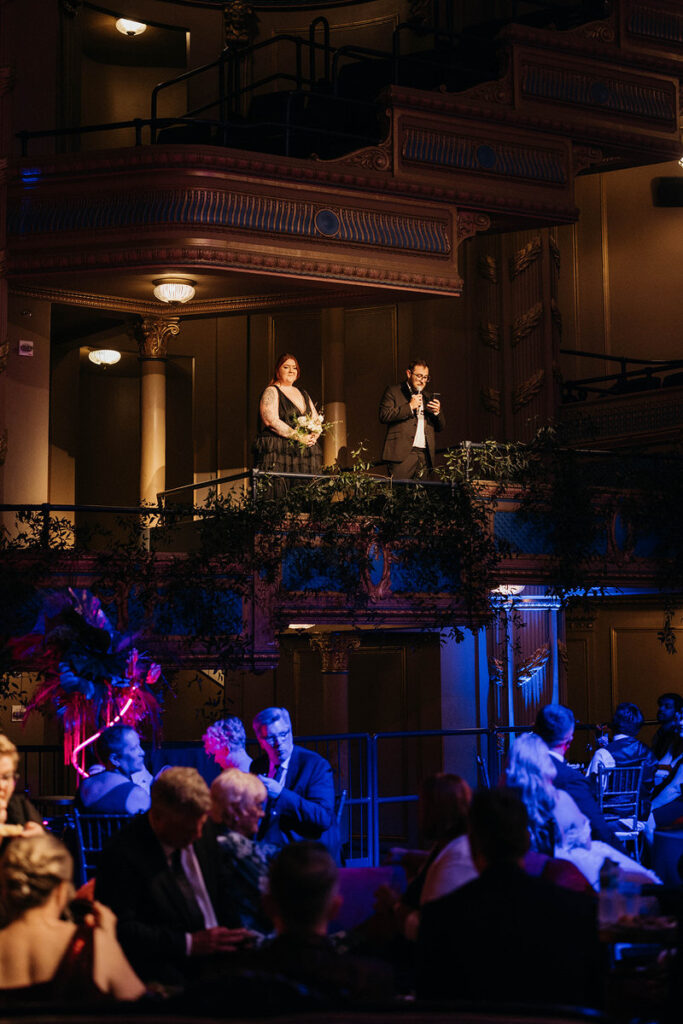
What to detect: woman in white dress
<box><xmin>505</xmin><ymin>733</ymin><xmax>660</xmax><ymax>889</ymax></box>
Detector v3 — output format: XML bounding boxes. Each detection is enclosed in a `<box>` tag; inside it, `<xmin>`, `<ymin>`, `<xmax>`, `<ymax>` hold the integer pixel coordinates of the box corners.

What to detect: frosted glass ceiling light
<box><xmin>115</xmin><ymin>19</ymin><xmax>147</xmax><ymax>37</ymax></box>
<box><xmin>153</xmin><ymin>278</ymin><xmax>196</xmax><ymax>304</ymax></box>
<box><xmin>88</xmin><ymin>348</ymin><xmax>122</xmax><ymax>367</ymax></box>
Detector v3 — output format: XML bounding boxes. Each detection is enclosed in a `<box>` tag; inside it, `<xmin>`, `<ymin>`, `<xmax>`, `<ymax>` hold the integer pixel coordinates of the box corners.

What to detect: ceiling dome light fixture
<box><xmin>88</xmin><ymin>348</ymin><xmax>122</xmax><ymax>367</ymax></box>
<box><xmin>115</xmin><ymin>18</ymin><xmax>147</xmax><ymax>37</ymax></box>
<box><xmin>153</xmin><ymin>277</ymin><xmax>196</xmax><ymax>304</ymax></box>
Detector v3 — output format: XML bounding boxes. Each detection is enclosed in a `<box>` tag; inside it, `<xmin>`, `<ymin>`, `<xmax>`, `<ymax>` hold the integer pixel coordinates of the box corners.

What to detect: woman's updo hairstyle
<box><xmin>0</xmin><ymin>833</ymin><xmax>72</xmax><ymax>917</ymax></box>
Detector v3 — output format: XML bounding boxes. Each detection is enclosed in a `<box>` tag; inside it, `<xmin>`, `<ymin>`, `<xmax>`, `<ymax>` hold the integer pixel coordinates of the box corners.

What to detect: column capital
<box><xmin>309</xmin><ymin>633</ymin><xmax>360</xmax><ymax>674</ymax></box>
<box><xmin>137</xmin><ymin>316</ymin><xmax>180</xmax><ymax>359</ymax></box>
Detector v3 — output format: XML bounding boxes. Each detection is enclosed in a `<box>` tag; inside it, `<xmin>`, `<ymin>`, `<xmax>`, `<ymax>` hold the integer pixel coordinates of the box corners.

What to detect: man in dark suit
<box><xmin>417</xmin><ymin>788</ymin><xmax>603</xmax><ymax>1008</ymax></box>
<box><xmin>379</xmin><ymin>359</ymin><xmax>445</xmax><ymax>479</ymax></box>
<box><xmin>534</xmin><ymin>703</ymin><xmax>623</xmax><ymax>849</ymax></box>
<box><xmin>95</xmin><ymin>766</ymin><xmax>249</xmax><ymax>985</ymax></box>
<box><xmin>251</xmin><ymin>706</ymin><xmax>338</xmax><ymax>861</ymax></box>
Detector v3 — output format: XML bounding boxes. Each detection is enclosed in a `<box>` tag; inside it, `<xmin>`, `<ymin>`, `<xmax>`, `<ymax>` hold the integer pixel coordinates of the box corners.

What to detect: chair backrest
<box><xmin>596</xmin><ymin>764</ymin><xmax>644</xmax><ymax>830</ymax></box>
<box><xmin>70</xmin><ymin>810</ymin><xmax>131</xmax><ymax>886</ymax></box>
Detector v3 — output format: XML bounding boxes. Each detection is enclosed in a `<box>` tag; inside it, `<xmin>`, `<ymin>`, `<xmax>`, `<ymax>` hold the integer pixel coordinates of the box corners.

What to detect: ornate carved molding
<box><xmin>0</xmin><ymin>428</ymin><xmax>7</xmax><ymax>466</ymax></box>
<box><xmin>9</xmin><ymin>283</ymin><xmax>370</xmax><ymax>317</ymax></box>
<box><xmin>401</xmin><ymin>124</ymin><xmax>568</xmax><ymax>187</ymax></box>
<box><xmin>0</xmin><ymin>338</ymin><xmax>8</xmax><ymax>375</ymax></box>
<box><xmin>479</xmin><ymin>321</ymin><xmax>501</xmax><ymax>350</ymax></box>
<box><xmin>573</xmin><ymin>144</ymin><xmax>604</xmax><ymax>174</ymax></box>
<box><xmin>335</xmin><ymin>138</ymin><xmax>393</xmax><ymax>172</ymax></box>
<box><xmin>519</xmin><ymin>57</ymin><xmax>678</xmax><ymax>132</ymax></box>
<box><xmin>308</xmin><ymin>633</ymin><xmax>361</xmax><ymax>673</ymax></box>
<box><xmin>481</xmin><ymin>387</ymin><xmax>502</xmax><ymax>416</ymax></box>
<box><xmin>510</xmin><ymin>235</ymin><xmax>542</xmax><ymax>280</ymax></box>
<box><xmin>9</xmin><ymin>188</ymin><xmax>452</xmax><ymax>258</ymax></box>
<box><xmin>10</xmin><ymin>244</ymin><xmax>463</xmax><ymax>297</ymax></box>
<box><xmin>511</xmin><ymin>301</ymin><xmax>544</xmax><ymax>347</ymax></box>
<box><xmin>512</xmin><ymin>369</ymin><xmax>546</xmax><ymax>412</ymax></box>
<box><xmin>138</xmin><ymin>317</ymin><xmax>180</xmax><ymax>358</ymax></box>
<box><xmin>515</xmin><ymin>644</ymin><xmax>550</xmax><ymax>687</ymax></box>
<box><xmin>457</xmin><ymin>211</ymin><xmax>491</xmax><ymax>243</ymax></box>
<box><xmin>223</xmin><ymin>1</ymin><xmax>259</xmax><ymax>47</ymax></box>
<box><xmin>478</xmin><ymin>254</ymin><xmax>498</xmax><ymax>284</ymax></box>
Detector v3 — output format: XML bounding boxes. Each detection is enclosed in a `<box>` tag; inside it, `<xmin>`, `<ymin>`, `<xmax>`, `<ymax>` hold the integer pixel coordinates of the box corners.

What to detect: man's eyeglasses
<box><xmin>0</xmin><ymin>772</ymin><xmax>19</xmax><ymax>784</ymax></box>
<box><xmin>263</xmin><ymin>728</ymin><xmax>291</xmax><ymax>745</ymax></box>
<box><xmin>410</xmin><ymin>372</ymin><xmax>430</xmax><ymax>382</ymax></box>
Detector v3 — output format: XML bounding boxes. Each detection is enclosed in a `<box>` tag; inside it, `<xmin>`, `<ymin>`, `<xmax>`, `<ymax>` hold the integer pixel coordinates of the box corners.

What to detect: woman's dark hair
<box><xmin>419</xmin><ymin>773</ymin><xmax>471</xmax><ymax>842</ymax></box>
<box><xmin>271</xmin><ymin>353</ymin><xmax>300</xmax><ymax>384</ymax></box>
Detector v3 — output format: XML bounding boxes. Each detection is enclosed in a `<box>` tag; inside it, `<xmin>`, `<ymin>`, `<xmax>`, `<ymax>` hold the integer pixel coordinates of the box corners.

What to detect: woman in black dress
<box><xmin>253</xmin><ymin>352</ymin><xmax>323</xmax><ymax>496</ymax></box>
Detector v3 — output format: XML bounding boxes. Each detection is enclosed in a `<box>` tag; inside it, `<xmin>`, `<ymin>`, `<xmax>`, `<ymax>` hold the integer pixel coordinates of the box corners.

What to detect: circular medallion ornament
<box><xmin>476</xmin><ymin>145</ymin><xmax>497</xmax><ymax>170</ymax></box>
<box><xmin>315</xmin><ymin>209</ymin><xmax>340</xmax><ymax>237</ymax></box>
<box><xmin>589</xmin><ymin>82</ymin><xmax>610</xmax><ymax>105</ymax></box>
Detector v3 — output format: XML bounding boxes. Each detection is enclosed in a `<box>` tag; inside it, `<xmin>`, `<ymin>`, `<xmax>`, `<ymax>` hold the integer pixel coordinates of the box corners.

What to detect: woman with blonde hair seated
<box><xmin>210</xmin><ymin>768</ymin><xmax>278</xmax><ymax>933</ymax></box>
<box><xmin>0</xmin><ymin>832</ymin><xmax>145</xmax><ymax>1002</ymax></box>
<box><xmin>505</xmin><ymin>732</ymin><xmax>660</xmax><ymax>888</ymax></box>
<box><xmin>0</xmin><ymin>735</ymin><xmax>43</xmax><ymax>849</ymax></box>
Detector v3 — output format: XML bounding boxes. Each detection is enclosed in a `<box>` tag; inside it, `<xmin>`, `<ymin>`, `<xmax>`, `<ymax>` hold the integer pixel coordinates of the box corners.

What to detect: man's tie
<box><xmin>170</xmin><ymin>848</ymin><xmax>205</xmax><ymax>933</ymax></box>
<box><xmin>273</xmin><ymin>764</ymin><xmax>284</xmax><ymax>783</ymax></box>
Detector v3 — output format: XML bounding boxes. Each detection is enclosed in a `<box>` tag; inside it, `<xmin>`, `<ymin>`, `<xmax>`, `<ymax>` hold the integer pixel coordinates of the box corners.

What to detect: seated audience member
<box><xmin>210</xmin><ymin>769</ymin><xmax>278</xmax><ymax>933</ymax></box>
<box><xmin>251</xmin><ymin>706</ymin><xmax>338</xmax><ymax>861</ymax></box>
<box><xmin>95</xmin><ymin>766</ymin><xmax>250</xmax><ymax>986</ymax></box>
<box><xmin>203</xmin><ymin>717</ymin><xmax>252</xmax><ymax>773</ymax></box>
<box><xmin>254</xmin><ymin>841</ymin><xmax>395</xmax><ymax>1004</ymax></box>
<box><xmin>0</xmin><ymin>832</ymin><xmax>144</xmax><ymax>1002</ymax></box>
<box><xmin>0</xmin><ymin>735</ymin><xmax>43</xmax><ymax>850</ymax></box>
<box><xmin>506</xmin><ymin>733</ymin><xmax>660</xmax><ymax>889</ymax></box>
<box><xmin>77</xmin><ymin>726</ymin><xmax>150</xmax><ymax>815</ymax></box>
<box><xmin>376</xmin><ymin>773</ymin><xmax>476</xmax><ymax>940</ymax></box>
<box><xmin>586</xmin><ymin>702</ymin><xmax>657</xmax><ymax>817</ymax></box>
<box><xmin>416</xmin><ymin>788</ymin><xmax>604</xmax><ymax>1008</ymax></box>
<box><xmin>534</xmin><ymin>703</ymin><xmax>623</xmax><ymax>848</ymax></box>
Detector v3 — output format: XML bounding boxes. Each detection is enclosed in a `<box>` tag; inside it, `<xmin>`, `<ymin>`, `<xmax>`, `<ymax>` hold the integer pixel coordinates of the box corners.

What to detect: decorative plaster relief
<box><xmin>625</xmin><ymin>3</ymin><xmax>683</xmax><ymax>48</ymax></box>
<box><xmin>479</xmin><ymin>322</ymin><xmax>501</xmax><ymax>350</ymax></box>
<box><xmin>511</xmin><ymin>302</ymin><xmax>544</xmax><ymax>347</ymax></box>
<box><xmin>401</xmin><ymin>125</ymin><xmax>568</xmax><ymax>185</ymax></box>
<box><xmin>478</xmin><ymin>254</ymin><xmax>498</xmax><ymax>284</ymax></box>
<box><xmin>520</xmin><ymin>57</ymin><xmax>678</xmax><ymax>130</ymax></box>
<box><xmin>512</xmin><ymin>369</ymin><xmax>546</xmax><ymax>412</ymax></box>
<box><xmin>308</xmin><ymin>633</ymin><xmax>361</xmax><ymax>674</ymax></box>
<box><xmin>9</xmin><ymin>189</ymin><xmax>451</xmax><ymax>258</ymax></box>
<box><xmin>481</xmin><ymin>387</ymin><xmax>502</xmax><ymax>416</ymax></box>
<box><xmin>138</xmin><ymin>317</ymin><xmax>180</xmax><ymax>359</ymax></box>
<box><xmin>510</xmin><ymin>235</ymin><xmax>542</xmax><ymax>279</ymax></box>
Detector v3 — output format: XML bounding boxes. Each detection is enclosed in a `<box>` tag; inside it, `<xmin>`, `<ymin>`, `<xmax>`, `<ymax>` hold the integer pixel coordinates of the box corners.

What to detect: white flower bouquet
<box><xmin>289</xmin><ymin>410</ymin><xmax>326</xmax><ymax>449</ymax></box>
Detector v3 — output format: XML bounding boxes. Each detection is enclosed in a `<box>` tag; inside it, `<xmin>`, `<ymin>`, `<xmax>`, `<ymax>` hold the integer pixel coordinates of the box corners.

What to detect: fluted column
<box><xmin>137</xmin><ymin>316</ymin><xmax>179</xmax><ymax>504</ymax></box>
<box><xmin>321</xmin><ymin>308</ymin><xmax>347</xmax><ymax>468</ymax></box>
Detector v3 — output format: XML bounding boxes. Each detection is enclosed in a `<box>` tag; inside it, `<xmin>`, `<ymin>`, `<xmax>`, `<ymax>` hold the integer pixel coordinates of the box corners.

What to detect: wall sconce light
<box><xmin>88</xmin><ymin>348</ymin><xmax>122</xmax><ymax>367</ymax></box>
<box><xmin>153</xmin><ymin>278</ymin><xmax>196</xmax><ymax>304</ymax></box>
<box><xmin>115</xmin><ymin>18</ymin><xmax>147</xmax><ymax>37</ymax></box>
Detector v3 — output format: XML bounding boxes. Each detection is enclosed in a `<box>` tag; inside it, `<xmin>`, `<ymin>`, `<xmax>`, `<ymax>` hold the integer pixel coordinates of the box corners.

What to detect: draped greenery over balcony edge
<box><xmin>3</xmin><ymin>429</ymin><xmax>683</xmax><ymax>703</ymax></box>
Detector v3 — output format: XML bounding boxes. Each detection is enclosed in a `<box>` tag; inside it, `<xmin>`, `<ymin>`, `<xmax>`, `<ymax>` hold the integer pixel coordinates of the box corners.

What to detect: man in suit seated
<box><xmin>534</xmin><ymin>703</ymin><xmax>622</xmax><ymax>849</ymax></box>
<box><xmin>250</xmin><ymin>706</ymin><xmax>338</xmax><ymax>861</ymax></box>
<box><xmin>77</xmin><ymin>725</ymin><xmax>151</xmax><ymax>814</ymax></box>
<box><xmin>95</xmin><ymin>766</ymin><xmax>250</xmax><ymax>986</ymax></box>
<box><xmin>416</xmin><ymin>788</ymin><xmax>604</xmax><ymax>1008</ymax></box>
<box><xmin>378</xmin><ymin>359</ymin><xmax>444</xmax><ymax>479</ymax></box>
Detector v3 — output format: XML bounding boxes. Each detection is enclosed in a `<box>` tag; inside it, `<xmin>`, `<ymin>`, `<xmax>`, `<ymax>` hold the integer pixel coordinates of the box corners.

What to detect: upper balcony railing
<box><xmin>16</xmin><ymin>3</ymin><xmax>611</xmax><ymax>158</ymax></box>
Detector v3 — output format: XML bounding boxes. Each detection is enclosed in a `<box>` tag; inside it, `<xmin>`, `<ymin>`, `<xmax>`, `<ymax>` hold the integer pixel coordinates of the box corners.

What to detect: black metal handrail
<box><xmin>560</xmin><ymin>350</ymin><xmax>683</xmax><ymax>401</ymax></box>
